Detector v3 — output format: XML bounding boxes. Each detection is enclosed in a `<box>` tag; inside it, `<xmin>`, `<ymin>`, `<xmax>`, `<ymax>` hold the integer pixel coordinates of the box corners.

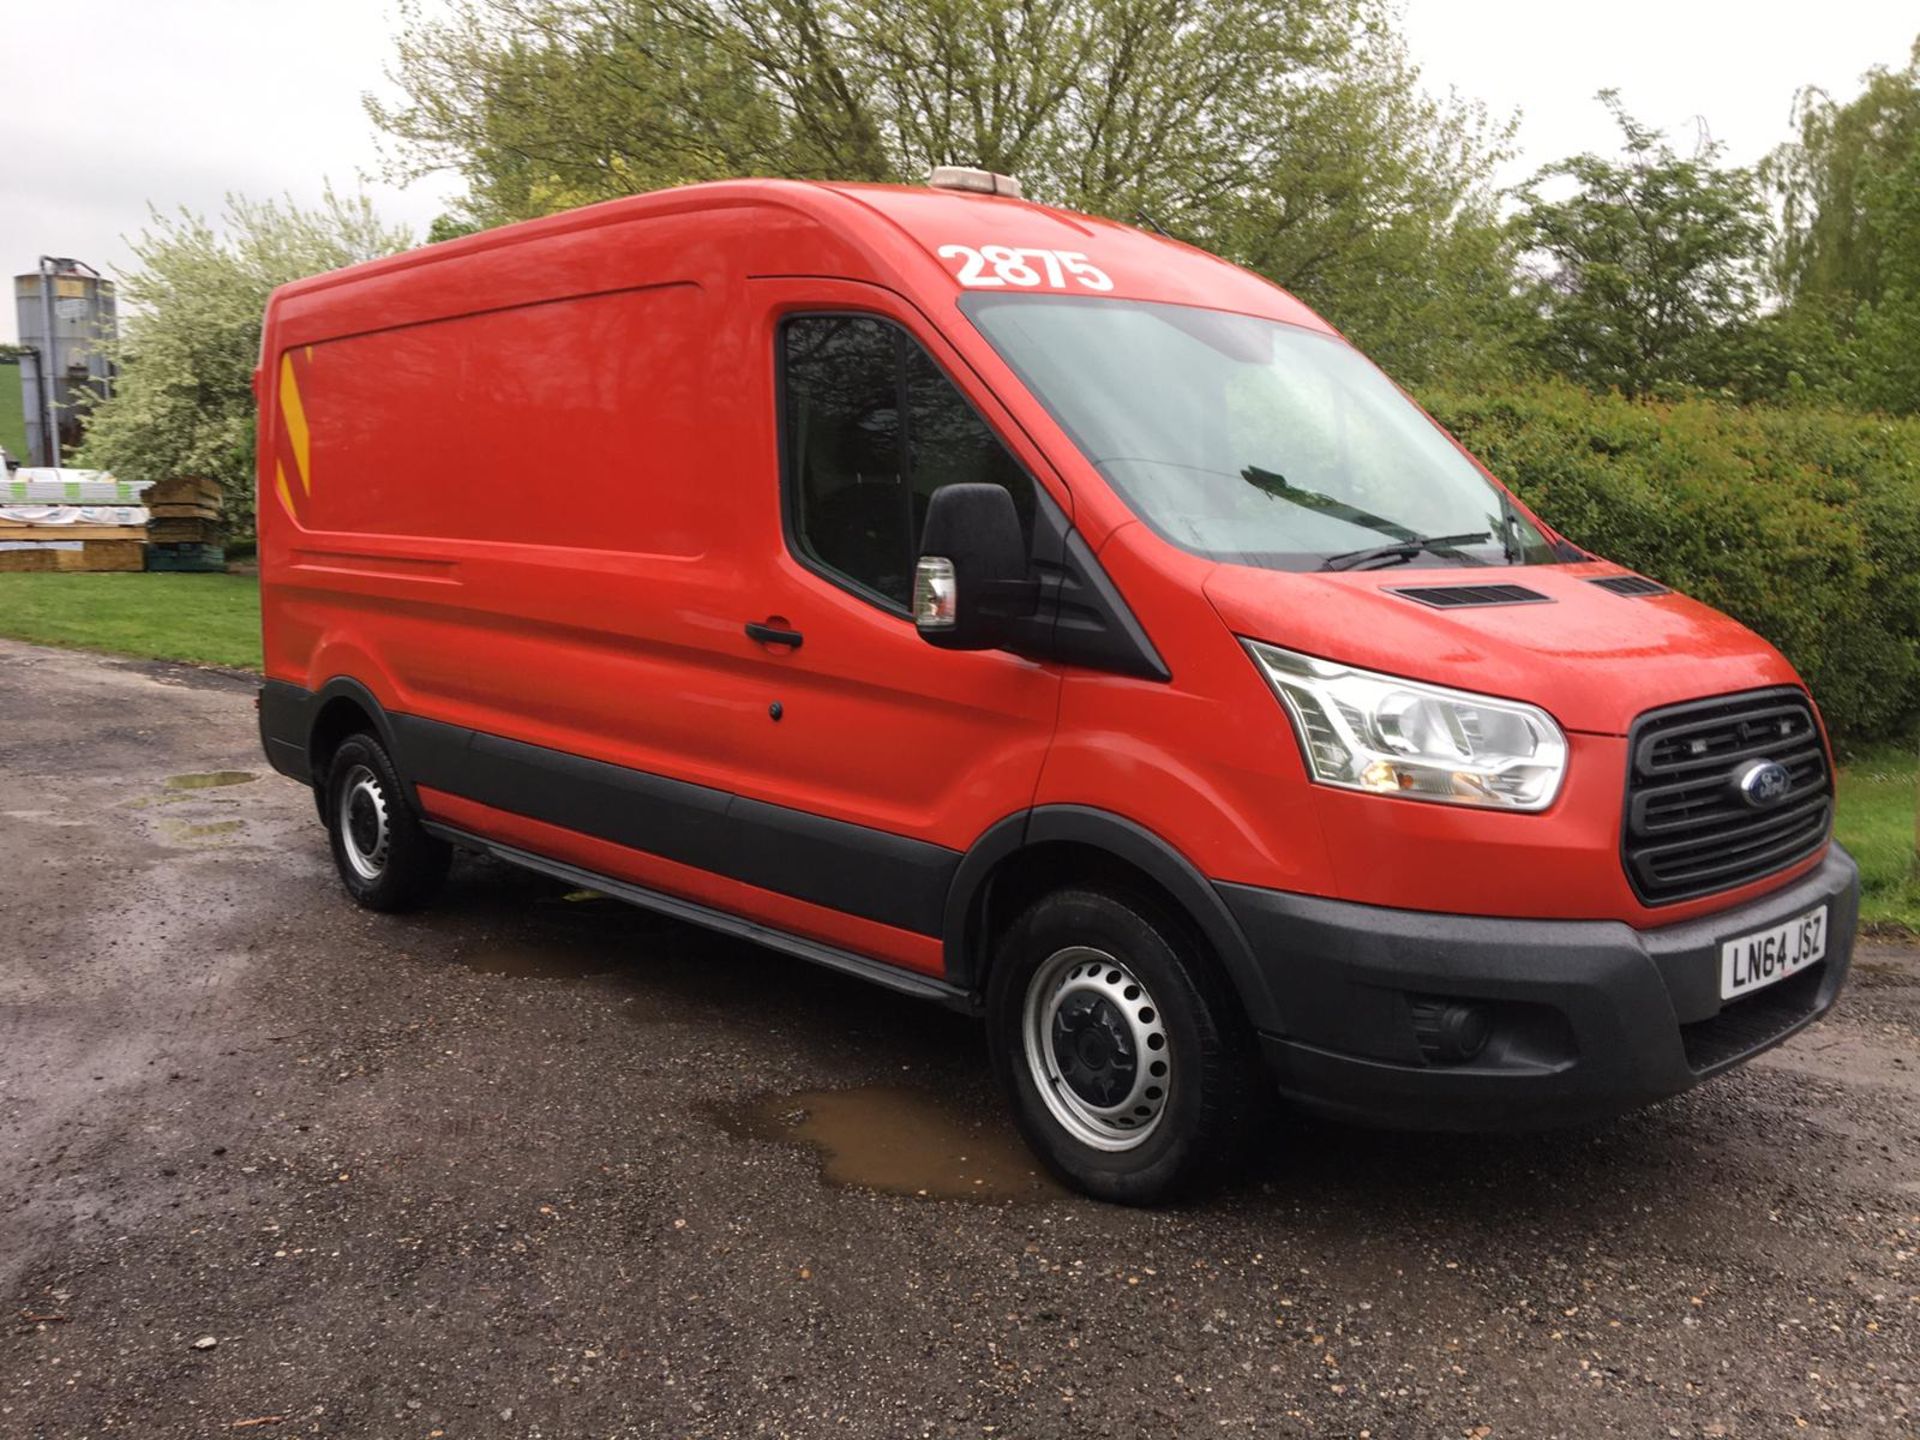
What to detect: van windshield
<box><xmin>960</xmin><ymin>295</ymin><xmax>1557</xmax><ymax>572</ymax></box>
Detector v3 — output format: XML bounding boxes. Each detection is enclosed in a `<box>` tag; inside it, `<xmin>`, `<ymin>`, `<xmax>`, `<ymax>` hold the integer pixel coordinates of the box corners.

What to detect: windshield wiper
<box><xmin>1242</xmin><ymin>466</ymin><xmax>1421</xmax><ymax>545</ymax></box>
<box><xmin>1319</xmin><ymin>531</ymin><xmax>1491</xmax><ymax>572</ymax></box>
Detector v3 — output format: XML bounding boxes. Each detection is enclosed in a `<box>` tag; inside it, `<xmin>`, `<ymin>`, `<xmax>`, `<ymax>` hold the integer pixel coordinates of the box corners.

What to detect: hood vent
<box><xmin>1590</xmin><ymin>574</ymin><xmax>1670</xmax><ymax>598</ymax></box>
<box><xmin>1390</xmin><ymin>583</ymin><xmax>1552</xmax><ymax>609</ymax></box>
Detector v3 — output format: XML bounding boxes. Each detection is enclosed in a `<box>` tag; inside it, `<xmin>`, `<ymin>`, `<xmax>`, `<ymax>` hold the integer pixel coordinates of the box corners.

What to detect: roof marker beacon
<box><xmin>256</xmin><ymin>165</ymin><xmax>1858</xmax><ymax>1205</ymax></box>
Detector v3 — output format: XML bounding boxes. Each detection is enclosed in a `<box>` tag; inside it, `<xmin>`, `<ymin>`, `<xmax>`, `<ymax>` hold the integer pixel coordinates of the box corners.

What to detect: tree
<box><xmin>368</xmin><ymin>0</ymin><xmax>1517</xmax><ymax>385</ymax></box>
<box><xmin>1510</xmin><ymin>94</ymin><xmax>1772</xmax><ymax>398</ymax></box>
<box><xmin>77</xmin><ymin>191</ymin><xmax>410</xmax><ymax>529</ymax></box>
<box><xmin>1767</xmin><ymin>40</ymin><xmax>1920</xmax><ymax>412</ymax></box>
<box><xmin>1769</xmin><ymin>40</ymin><xmax>1920</xmax><ymax>307</ymax></box>
<box><xmin>1849</xmin><ymin>136</ymin><xmax>1920</xmax><ymax>413</ymax></box>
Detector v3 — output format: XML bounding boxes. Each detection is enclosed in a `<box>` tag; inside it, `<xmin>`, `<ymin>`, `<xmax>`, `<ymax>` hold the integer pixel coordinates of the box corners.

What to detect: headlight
<box><xmin>1244</xmin><ymin>641</ymin><xmax>1567</xmax><ymax>811</ymax></box>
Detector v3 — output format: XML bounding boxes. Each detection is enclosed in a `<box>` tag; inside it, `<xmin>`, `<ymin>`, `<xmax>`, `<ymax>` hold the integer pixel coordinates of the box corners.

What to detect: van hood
<box><xmin>1203</xmin><ymin>561</ymin><xmax>1805</xmax><ymax>736</ymax></box>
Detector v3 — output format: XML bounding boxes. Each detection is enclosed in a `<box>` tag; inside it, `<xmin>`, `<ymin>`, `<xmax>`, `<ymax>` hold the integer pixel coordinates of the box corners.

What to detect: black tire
<box><xmin>987</xmin><ymin>887</ymin><xmax>1262</xmax><ymax>1206</ymax></box>
<box><xmin>323</xmin><ymin>733</ymin><xmax>452</xmax><ymax>913</ymax></box>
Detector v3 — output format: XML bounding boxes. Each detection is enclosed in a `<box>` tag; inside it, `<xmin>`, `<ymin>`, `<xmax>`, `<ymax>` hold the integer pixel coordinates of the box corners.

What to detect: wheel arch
<box><xmin>260</xmin><ymin>676</ymin><xmax>422</xmax><ymax>808</ymax></box>
<box><xmin>307</xmin><ymin>684</ymin><xmax>379</xmax><ymax>774</ymax></box>
<box><xmin>943</xmin><ymin>805</ymin><xmax>1285</xmax><ymax>1034</ymax></box>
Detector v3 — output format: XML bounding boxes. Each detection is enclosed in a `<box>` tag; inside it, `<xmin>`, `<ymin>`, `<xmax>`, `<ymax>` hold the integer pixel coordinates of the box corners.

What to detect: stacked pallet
<box><xmin>0</xmin><ymin>470</ymin><xmax>152</xmax><ymax>572</ymax></box>
<box><xmin>0</xmin><ymin>472</ymin><xmax>228</xmax><ymax>573</ymax></box>
<box><xmin>144</xmin><ymin>476</ymin><xmax>226</xmax><ymax>572</ymax></box>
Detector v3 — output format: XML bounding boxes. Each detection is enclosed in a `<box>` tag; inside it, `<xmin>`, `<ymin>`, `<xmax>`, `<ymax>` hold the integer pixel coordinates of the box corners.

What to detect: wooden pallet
<box><xmin>147</xmin><ymin>521</ymin><xmax>223</xmax><ymax>545</ymax></box>
<box><xmin>145</xmin><ymin>476</ymin><xmax>223</xmax><ymax>509</ymax></box>
<box><xmin>0</xmin><ymin>540</ymin><xmax>145</xmax><ymax>573</ymax></box>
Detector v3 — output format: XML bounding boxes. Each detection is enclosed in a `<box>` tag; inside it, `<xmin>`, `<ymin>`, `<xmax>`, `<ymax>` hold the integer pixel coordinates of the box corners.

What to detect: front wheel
<box><xmin>987</xmin><ymin>888</ymin><xmax>1262</xmax><ymax>1205</ymax></box>
<box><xmin>323</xmin><ymin>734</ymin><xmax>451</xmax><ymax>912</ymax></box>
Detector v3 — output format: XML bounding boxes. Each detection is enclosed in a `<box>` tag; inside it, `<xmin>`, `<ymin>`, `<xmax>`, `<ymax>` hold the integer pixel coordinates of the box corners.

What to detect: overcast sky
<box><xmin>1402</xmin><ymin>1</ymin><xmax>1918</xmax><ymax>186</ymax></box>
<box><xmin>3</xmin><ymin>2</ymin><xmax>1916</xmax><ymax>343</ymax></box>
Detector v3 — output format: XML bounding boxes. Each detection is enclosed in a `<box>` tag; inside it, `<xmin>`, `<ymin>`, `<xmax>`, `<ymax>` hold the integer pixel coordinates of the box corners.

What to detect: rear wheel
<box><xmin>987</xmin><ymin>887</ymin><xmax>1261</xmax><ymax>1205</ymax></box>
<box><xmin>323</xmin><ymin>734</ymin><xmax>451</xmax><ymax>912</ymax></box>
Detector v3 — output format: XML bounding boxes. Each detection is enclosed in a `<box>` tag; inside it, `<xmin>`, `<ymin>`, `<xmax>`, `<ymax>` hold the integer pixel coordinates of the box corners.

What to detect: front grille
<box><xmin>1390</xmin><ymin>583</ymin><xmax>1551</xmax><ymax>608</ymax></box>
<box><xmin>1622</xmin><ymin>688</ymin><xmax>1832</xmax><ymax>904</ymax></box>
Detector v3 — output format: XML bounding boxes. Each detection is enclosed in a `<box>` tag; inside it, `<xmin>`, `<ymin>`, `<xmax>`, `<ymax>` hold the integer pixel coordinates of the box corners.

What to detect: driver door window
<box><xmin>782</xmin><ymin>314</ymin><xmax>1033</xmax><ymax>611</ymax></box>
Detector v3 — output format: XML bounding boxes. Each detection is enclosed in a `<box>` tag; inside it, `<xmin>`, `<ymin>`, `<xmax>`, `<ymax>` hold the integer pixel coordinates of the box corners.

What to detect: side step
<box><xmin>423</xmin><ymin>822</ymin><xmax>976</xmax><ymax>1011</ymax></box>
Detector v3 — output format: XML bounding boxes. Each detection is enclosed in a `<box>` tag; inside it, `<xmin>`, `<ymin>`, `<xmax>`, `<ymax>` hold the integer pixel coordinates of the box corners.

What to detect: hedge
<box><xmin>1419</xmin><ymin>381</ymin><xmax>1920</xmax><ymax>750</ymax></box>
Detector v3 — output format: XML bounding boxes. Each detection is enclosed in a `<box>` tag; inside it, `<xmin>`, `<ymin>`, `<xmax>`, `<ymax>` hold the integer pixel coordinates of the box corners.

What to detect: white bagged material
<box><xmin>0</xmin><ymin>505</ymin><xmax>149</xmax><ymax>527</ymax></box>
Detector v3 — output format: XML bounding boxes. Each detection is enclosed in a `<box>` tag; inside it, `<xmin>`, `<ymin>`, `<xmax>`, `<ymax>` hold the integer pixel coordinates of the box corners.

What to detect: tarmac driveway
<box><xmin>2</xmin><ymin>638</ymin><xmax>1916</xmax><ymax>1438</ymax></box>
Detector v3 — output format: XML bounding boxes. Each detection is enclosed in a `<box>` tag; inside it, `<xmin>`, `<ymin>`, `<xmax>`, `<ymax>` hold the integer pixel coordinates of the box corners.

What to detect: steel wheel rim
<box><xmin>338</xmin><ymin>763</ymin><xmax>391</xmax><ymax>882</ymax></box>
<box><xmin>1021</xmin><ymin>945</ymin><xmax>1170</xmax><ymax>1152</ymax></box>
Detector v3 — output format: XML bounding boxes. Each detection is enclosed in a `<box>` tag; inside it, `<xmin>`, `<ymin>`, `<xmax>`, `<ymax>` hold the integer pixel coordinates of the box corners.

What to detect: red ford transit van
<box><xmin>257</xmin><ymin>171</ymin><xmax>1858</xmax><ymax>1204</ymax></box>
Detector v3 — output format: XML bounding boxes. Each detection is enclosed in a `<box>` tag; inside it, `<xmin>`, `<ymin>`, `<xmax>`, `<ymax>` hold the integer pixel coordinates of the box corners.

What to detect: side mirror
<box><xmin>913</xmin><ymin>483</ymin><xmax>1035</xmax><ymax>650</ymax></box>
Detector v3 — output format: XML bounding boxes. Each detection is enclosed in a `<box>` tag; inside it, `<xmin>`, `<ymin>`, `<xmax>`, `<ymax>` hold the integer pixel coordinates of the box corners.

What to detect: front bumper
<box><xmin>1219</xmin><ymin>846</ymin><xmax>1860</xmax><ymax>1130</ymax></box>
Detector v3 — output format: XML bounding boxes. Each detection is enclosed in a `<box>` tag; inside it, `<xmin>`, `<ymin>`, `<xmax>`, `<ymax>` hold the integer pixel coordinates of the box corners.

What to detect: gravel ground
<box><xmin>2</xmin><ymin>637</ymin><xmax>1916</xmax><ymax>1439</ymax></box>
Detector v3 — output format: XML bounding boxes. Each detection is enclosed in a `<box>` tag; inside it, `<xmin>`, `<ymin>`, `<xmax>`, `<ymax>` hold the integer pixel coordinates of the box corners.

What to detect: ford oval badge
<box><xmin>1734</xmin><ymin>758</ymin><xmax>1793</xmax><ymax>809</ymax></box>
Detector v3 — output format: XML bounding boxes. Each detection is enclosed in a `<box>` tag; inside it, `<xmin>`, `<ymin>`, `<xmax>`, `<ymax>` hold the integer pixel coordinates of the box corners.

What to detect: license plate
<box><xmin>1720</xmin><ymin>904</ymin><xmax>1827</xmax><ymax>1000</ymax></box>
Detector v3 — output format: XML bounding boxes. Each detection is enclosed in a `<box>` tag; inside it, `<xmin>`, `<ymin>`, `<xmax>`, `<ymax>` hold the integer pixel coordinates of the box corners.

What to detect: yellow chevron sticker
<box><xmin>274</xmin><ymin>460</ymin><xmax>296</xmax><ymax>520</ymax></box>
<box><xmin>279</xmin><ymin>352</ymin><xmax>311</xmax><ymax>494</ymax></box>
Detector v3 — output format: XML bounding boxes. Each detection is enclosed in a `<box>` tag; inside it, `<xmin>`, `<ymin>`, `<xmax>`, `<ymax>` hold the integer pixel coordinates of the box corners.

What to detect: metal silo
<box><xmin>14</xmin><ymin>257</ymin><xmax>117</xmax><ymax>466</ymax></box>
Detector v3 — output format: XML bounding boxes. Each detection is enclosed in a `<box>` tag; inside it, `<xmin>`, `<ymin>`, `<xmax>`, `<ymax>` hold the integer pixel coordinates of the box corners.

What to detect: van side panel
<box><xmin>259</xmin><ymin>200</ymin><xmax>1010</xmax><ymax>977</ymax></box>
<box><xmin>297</xmin><ymin>283</ymin><xmax>710</xmax><ymax>550</ymax></box>
<box><xmin>260</xmin><ymin>215</ymin><xmax>761</xmax><ymax>806</ymax></box>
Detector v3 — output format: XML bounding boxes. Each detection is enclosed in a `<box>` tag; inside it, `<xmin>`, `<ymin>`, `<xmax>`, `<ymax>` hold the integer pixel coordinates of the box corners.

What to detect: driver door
<box><xmin>716</xmin><ymin>279</ymin><xmax>1068</xmax><ymax>974</ymax></box>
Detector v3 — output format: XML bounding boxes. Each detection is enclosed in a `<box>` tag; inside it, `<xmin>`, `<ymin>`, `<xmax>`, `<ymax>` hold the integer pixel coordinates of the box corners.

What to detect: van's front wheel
<box><xmin>324</xmin><ymin>734</ymin><xmax>451</xmax><ymax>912</ymax></box>
<box><xmin>988</xmin><ymin>888</ymin><xmax>1259</xmax><ymax>1205</ymax></box>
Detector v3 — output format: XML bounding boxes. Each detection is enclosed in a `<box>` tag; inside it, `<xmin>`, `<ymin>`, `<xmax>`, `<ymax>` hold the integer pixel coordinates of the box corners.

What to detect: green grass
<box><xmin>1834</xmin><ymin>744</ymin><xmax>1920</xmax><ymax>933</ymax></box>
<box><xmin>0</xmin><ymin>572</ymin><xmax>261</xmax><ymax>670</ymax></box>
<box><xmin>0</xmin><ymin>360</ymin><xmax>27</xmax><ymax>460</ymax></box>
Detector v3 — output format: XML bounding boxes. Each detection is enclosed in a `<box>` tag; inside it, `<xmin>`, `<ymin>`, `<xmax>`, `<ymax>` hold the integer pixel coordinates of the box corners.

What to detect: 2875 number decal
<box><xmin>937</xmin><ymin>245</ymin><xmax>1113</xmax><ymax>292</ymax></box>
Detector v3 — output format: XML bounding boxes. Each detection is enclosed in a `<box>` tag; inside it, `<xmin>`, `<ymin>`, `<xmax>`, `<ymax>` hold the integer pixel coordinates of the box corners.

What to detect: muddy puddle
<box><xmin>164</xmin><ymin>770</ymin><xmax>257</xmax><ymax>790</ymax></box>
<box><xmin>725</xmin><ymin>1085</ymin><xmax>1062</xmax><ymax>1203</ymax></box>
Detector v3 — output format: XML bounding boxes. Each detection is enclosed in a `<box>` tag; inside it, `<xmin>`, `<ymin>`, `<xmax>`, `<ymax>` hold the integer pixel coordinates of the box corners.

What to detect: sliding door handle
<box><xmin>744</xmin><ymin>620</ymin><xmax>804</xmax><ymax>649</ymax></box>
